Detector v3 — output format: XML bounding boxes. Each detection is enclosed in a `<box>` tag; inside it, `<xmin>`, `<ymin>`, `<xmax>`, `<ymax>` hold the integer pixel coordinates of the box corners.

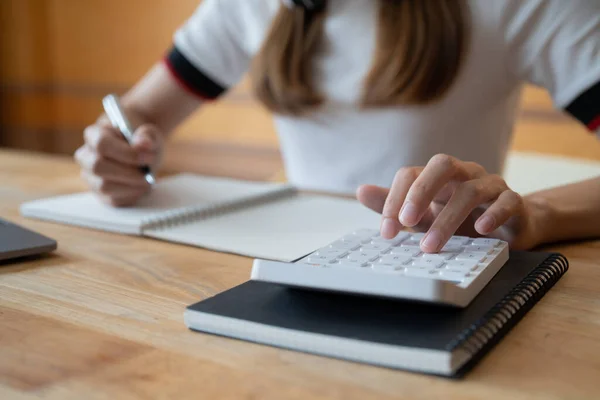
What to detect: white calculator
<box><xmin>251</xmin><ymin>229</ymin><xmax>509</xmax><ymax>307</ymax></box>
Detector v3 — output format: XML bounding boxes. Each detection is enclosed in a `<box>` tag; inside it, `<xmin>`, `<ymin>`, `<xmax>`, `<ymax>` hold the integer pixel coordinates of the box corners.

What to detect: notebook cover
<box><xmin>185</xmin><ymin>251</ymin><xmax>568</xmax><ymax>377</ymax></box>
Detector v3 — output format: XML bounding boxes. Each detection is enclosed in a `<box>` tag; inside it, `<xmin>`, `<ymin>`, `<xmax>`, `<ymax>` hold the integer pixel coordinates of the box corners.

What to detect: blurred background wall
<box><xmin>1</xmin><ymin>0</ymin><xmax>599</xmax><ymax>177</ymax></box>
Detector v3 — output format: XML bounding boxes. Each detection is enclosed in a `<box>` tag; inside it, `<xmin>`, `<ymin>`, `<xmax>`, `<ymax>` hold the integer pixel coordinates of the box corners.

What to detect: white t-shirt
<box><xmin>165</xmin><ymin>0</ymin><xmax>600</xmax><ymax>194</ymax></box>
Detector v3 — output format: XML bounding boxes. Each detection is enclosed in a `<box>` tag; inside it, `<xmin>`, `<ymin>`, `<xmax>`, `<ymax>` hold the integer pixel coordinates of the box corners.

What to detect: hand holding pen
<box><xmin>102</xmin><ymin>94</ymin><xmax>156</xmax><ymax>185</ymax></box>
<box><xmin>74</xmin><ymin>94</ymin><xmax>164</xmax><ymax>207</ymax></box>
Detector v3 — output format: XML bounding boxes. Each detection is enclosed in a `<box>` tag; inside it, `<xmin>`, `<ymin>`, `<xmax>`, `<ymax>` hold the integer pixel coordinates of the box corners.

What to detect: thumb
<box><xmin>131</xmin><ymin>124</ymin><xmax>162</xmax><ymax>152</ymax></box>
<box><xmin>356</xmin><ymin>184</ymin><xmax>390</xmax><ymax>214</ymax></box>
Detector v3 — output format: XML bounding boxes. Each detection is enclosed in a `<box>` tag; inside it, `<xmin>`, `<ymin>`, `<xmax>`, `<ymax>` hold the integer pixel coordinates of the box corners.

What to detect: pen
<box><xmin>102</xmin><ymin>94</ymin><xmax>156</xmax><ymax>185</ymax></box>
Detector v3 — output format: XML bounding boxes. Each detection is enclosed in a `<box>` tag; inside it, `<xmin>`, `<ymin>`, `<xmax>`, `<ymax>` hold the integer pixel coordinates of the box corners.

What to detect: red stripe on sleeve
<box><xmin>162</xmin><ymin>57</ymin><xmax>214</xmax><ymax>102</ymax></box>
<box><xmin>588</xmin><ymin>115</ymin><xmax>600</xmax><ymax>132</ymax></box>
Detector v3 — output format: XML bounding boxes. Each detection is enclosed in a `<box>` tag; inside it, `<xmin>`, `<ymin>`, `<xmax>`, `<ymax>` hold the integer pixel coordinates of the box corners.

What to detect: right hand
<box><xmin>75</xmin><ymin>117</ymin><xmax>164</xmax><ymax>207</ymax></box>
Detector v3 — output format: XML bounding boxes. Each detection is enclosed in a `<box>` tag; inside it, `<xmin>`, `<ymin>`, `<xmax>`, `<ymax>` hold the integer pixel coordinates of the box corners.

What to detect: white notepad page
<box><xmin>20</xmin><ymin>174</ymin><xmax>288</xmax><ymax>234</ymax></box>
<box><xmin>146</xmin><ymin>195</ymin><xmax>382</xmax><ymax>262</ymax></box>
<box><xmin>504</xmin><ymin>152</ymin><xmax>600</xmax><ymax>195</ymax></box>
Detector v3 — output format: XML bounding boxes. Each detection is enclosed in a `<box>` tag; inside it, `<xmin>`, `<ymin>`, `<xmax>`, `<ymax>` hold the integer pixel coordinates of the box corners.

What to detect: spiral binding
<box><xmin>446</xmin><ymin>253</ymin><xmax>569</xmax><ymax>355</ymax></box>
<box><xmin>140</xmin><ymin>185</ymin><xmax>297</xmax><ymax>231</ymax></box>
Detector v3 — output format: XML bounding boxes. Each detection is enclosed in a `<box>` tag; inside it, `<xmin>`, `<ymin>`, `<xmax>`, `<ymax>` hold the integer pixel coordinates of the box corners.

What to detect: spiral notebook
<box><xmin>184</xmin><ymin>251</ymin><xmax>569</xmax><ymax>377</ymax></box>
<box><xmin>20</xmin><ymin>174</ymin><xmax>381</xmax><ymax>261</ymax></box>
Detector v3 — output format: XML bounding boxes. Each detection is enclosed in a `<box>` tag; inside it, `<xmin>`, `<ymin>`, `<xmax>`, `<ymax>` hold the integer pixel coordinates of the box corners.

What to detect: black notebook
<box><xmin>184</xmin><ymin>251</ymin><xmax>568</xmax><ymax>378</ymax></box>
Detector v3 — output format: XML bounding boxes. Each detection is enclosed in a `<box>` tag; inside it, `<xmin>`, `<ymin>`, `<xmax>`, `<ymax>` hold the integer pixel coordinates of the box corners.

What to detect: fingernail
<box><xmin>132</xmin><ymin>135</ymin><xmax>145</xmax><ymax>146</ymax></box>
<box><xmin>133</xmin><ymin>136</ymin><xmax>155</xmax><ymax>150</ymax></box>
<box><xmin>476</xmin><ymin>215</ymin><xmax>495</xmax><ymax>234</ymax></box>
<box><xmin>422</xmin><ymin>230</ymin><xmax>442</xmax><ymax>252</ymax></box>
<box><xmin>400</xmin><ymin>202</ymin><xmax>419</xmax><ymax>227</ymax></box>
<box><xmin>381</xmin><ymin>218</ymin><xmax>399</xmax><ymax>239</ymax></box>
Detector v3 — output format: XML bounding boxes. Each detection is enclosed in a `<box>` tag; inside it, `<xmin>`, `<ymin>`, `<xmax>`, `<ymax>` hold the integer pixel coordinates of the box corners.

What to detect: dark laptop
<box><xmin>0</xmin><ymin>218</ymin><xmax>57</xmax><ymax>262</ymax></box>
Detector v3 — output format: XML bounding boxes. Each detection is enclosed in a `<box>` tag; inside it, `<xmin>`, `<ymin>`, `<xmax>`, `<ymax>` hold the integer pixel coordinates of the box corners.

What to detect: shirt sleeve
<box><xmin>499</xmin><ymin>0</ymin><xmax>600</xmax><ymax>135</ymax></box>
<box><xmin>163</xmin><ymin>0</ymin><xmax>258</xmax><ymax>101</ymax></box>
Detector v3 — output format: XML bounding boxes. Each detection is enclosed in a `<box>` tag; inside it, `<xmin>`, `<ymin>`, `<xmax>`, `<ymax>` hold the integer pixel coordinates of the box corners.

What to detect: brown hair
<box><xmin>250</xmin><ymin>0</ymin><xmax>470</xmax><ymax>116</ymax></box>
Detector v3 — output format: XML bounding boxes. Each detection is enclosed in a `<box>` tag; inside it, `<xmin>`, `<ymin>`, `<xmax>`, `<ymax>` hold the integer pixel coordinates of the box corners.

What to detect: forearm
<box><xmin>116</xmin><ymin>62</ymin><xmax>203</xmax><ymax>138</ymax></box>
<box><xmin>526</xmin><ymin>176</ymin><xmax>600</xmax><ymax>246</ymax></box>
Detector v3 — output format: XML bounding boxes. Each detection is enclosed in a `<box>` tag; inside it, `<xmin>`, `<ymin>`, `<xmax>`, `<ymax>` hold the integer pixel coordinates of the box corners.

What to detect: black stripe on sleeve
<box><xmin>564</xmin><ymin>79</ymin><xmax>600</xmax><ymax>130</ymax></box>
<box><xmin>164</xmin><ymin>46</ymin><xmax>227</xmax><ymax>100</ymax></box>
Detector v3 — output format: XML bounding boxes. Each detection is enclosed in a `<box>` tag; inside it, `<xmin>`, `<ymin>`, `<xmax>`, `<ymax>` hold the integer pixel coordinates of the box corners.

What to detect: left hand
<box><xmin>356</xmin><ymin>154</ymin><xmax>543</xmax><ymax>253</ymax></box>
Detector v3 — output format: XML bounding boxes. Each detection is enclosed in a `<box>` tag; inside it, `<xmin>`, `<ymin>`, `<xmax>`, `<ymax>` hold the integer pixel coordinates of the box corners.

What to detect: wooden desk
<box><xmin>1</xmin><ymin>149</ymin><xmax>600</xmax><ymax>400</ymax></box>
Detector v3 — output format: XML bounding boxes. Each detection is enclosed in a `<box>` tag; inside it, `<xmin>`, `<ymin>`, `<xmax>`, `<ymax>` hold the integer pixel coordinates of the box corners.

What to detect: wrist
<box><xmin>523</xmin><ymin>194</ymin><xmax>559</xmax><ymax>248</ymax></box>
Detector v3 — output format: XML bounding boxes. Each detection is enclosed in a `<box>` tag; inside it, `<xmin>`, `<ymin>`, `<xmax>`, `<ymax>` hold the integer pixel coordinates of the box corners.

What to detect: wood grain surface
<box><xmin>1</xmin><ymin>149</ymin><xmax>600</xmax><ymax>400</ymax></box>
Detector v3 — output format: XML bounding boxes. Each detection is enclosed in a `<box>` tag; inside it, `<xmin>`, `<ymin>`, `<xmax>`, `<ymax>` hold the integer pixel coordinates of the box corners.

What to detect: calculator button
<box><xmin>401</xmin><ymin>240</ymin><xmax>421</xmax><ymax>247</ymax></box>
<box><xmin>307</xmin><ymin>255</ymin><xmax>334</xmax><ymax>263</ymax></box>
<box><xmin>370</xmin><ymin>237</ymin><xmax>403</xmax><ymax>247</ymax></box>
<box><xmin>357</xmin><ymin>250</ymin><xmax>381</xmax><ymax>258</ymax></box>
<box><xmin>409</xmin><ymin>233</ymin><xmax>425</xmax><ymax>241</ymax></box>
<box><xmin>379</xmin><ymin>254</ymin><xmax>412</xmax><ymax>264</ymax></box>
<box><xmin>347</xmin><ymin>250</ymin><xmax>380</xmax><ymax>262</ymax></box>
<box><xmin>441</xmin><ymin>244</ymin><xmax>463</xmax><ymax>253</ymax></box>
<box><xmin>439</xmin><ymin>270</ymin><xmax>468</xmax><ymax>282</ymax></box>
<box><xmin>346</xmin><ymin>234</ymin><xmax>375</xmax><ymax>244</ymax></box>
<box><xmin>314</xmin><ymin>248</ymin><xmax>348</xmax><ymax>258</ymax></box>
<box><xmin>468</xmin><ymin>245</ymin><xmax>495</xmax><ymax>254</ymax></box>
<box><xmin>347</xmin><ymin>256</ymin><xmax>375</xmax><ymax>264</ymax></box>
<box><xmin>335</xmin><ymin>259</ymin><xmax>366</xmax><ymax>268</ymax></box>
<box><xmin>371</xmin><ymin>263</ymin><xmax>404</xmax><ymax>272</ymax></box>
<box><xmin>455</xmin><ymin>252</ymin><xmax>488</xmax><ymax>262</ymax></box>
<box><xmin>329</xmin><ymin>240</ymin><xmax>360</xmax><ymax>250</ymax></box>
<box><xmin>445</xmin><ymin>260</ymin><xmax>479</xmax><ymax>271</ymax></box>
<box><xmin>391</xmin><ymin>247</ymin><xmax>421</xmax><ymax>257</ymax></box>
<box><xmin>447</xmin><ymin>236</ymin><xmax>470</xmax><ymax>245</ymax></box>
<box><xmin>342</xmin><ymin>234</ymin><xmax>358</xmax><ymax>241</ymax></box>
<box><xmin>411</xmin><ymin>258</ymin><xmax>444</xmax><ymax>269</ymax></box>
<box><xmin>342</xmin><ymin>235</ymin><xmax>371</xmax><ymax>244</ymax></box>
<box><xmin>471</xmin><ymin>238</ymin><xmax>502</xmax><ymax>247</ymax></box>
<box><xmin>422</xmin><ymin>252</ymin><xmax>455</xmax><ymax>261</ymax></box>
<box><xmin>391</xmin><ymin>231</ymin><xmax>411</xmax><ymax>241</ymax></box>
<box><xmin>361</xmin><ymin>243</ymin><xmax>392</xmax><ymax>252</ymax></box>
<box><xmin>404</xmin><ymin>267</ymin><xmax>438</xmax><ymax>278</ymax></box>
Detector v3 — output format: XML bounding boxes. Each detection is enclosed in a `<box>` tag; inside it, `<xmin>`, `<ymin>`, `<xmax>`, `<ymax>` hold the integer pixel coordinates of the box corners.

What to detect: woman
<box><xmin>75</xmin><ymin>0</ymin><xmax>600</xmax><ymax>253</ymax></box>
